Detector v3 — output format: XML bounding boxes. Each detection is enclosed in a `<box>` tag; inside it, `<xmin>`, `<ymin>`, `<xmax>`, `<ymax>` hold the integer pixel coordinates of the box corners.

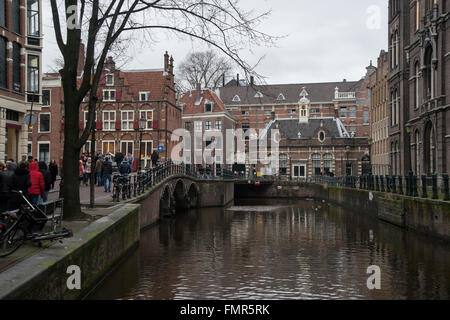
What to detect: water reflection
<box><xmin>88</xmin><ymin>199</ymin><xmax>450</xmax><ymax>300</ymax></box>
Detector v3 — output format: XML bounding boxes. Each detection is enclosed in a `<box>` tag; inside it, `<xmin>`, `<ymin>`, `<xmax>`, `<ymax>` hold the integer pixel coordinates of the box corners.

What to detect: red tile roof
<box><xmin>179</xmin><ymin>89</ymin><xmax>227</xmax><ymax>114</ymax></box>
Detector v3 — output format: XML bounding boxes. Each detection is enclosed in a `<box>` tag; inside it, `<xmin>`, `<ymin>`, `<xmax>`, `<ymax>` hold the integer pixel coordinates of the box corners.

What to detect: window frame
<box><xmin>42</xmin><ymin>89</ymin><xmax>51</xmax><ymax>106</ymax></box>
<box><xmin>139</xmin><ymin>110</ymin><xmax>153</xmax><ymax>130</ymax></box>
<box><xmin>106</xmin><ymin>74</ymin><xmax>114</xmax><ymax>86</ymax></box>
<box><xmin>121</xmin><ymin>110</ymin><xmax>134</xmax><ymax>131</ymax></box>
<box><xmin>38</xmin><ymin>112</ymin><xmax>51</xmax><ymax>133</ymax></box>
<box><xmin>103</xmin><ymin>89</ymin><xmax>116</xmax><ymax>102</ymax></box>
<box><xmin>102</xmin><ymin>140</ymin><xmax>115</xmax><ymax>155</ymax></box>
<box><xmin>37</xmin><ymin>141</ymin><xmax>51</xmax><ymax>164</ymax></box>
<box><xmin>139</xmin><ymin>91</ymin><xmax>150</xmax><ymax>101</ymax></box>
<box><xmin>102</xmin><ymin>110</ymin><xmax>116</xmax><ymax>131</ymax></box>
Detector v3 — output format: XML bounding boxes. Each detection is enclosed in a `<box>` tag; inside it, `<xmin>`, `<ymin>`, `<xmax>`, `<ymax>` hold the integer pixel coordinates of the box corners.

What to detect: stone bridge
<box><xmin>131</xmin><ymin>175</ymin><xmax>235</xmax><ymax>230</ymax></box>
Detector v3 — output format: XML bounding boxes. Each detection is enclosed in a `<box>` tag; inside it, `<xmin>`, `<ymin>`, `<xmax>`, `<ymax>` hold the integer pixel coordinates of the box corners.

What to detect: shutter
<box><xmin>133</xmin><ymin>121</ymin><xmax>139</xmax><ymax>130</ymax></box>
<box><xmin>95</xmin><ymin>121</ymin><xmax>103</xmax><ymax>130</ymax></box>
<box><xmin>115</xmin><ymin>121</ymin><xmax>121</xmax><ymax>130</ymax></box>
<box><xmin>60</xmin><ymin>123</ymin><xmax>64</xmax><ymax>130</ymax></box>
<box><xmin>97</xmin><ymin>90</ymin><xmax>102</xmax><ymax>100</ymax></box>
<box><xmin>79</xmin><ymin>122</ymin><xmax>84</xmax><ymax>130</ymax></box>
<box><xmin>152</xmin><ymin>120</ymin><xmax>158</xmax><ymax>129</ymax></box>
<box><xmin>99</xmin><ymin>74</ymin><xmax>106</xmax><ymax>85</ymax></box>
<box><xmin>116</xmin><ymin>89</ymin><xmax>122</xmax><ymax>101</ymax></box>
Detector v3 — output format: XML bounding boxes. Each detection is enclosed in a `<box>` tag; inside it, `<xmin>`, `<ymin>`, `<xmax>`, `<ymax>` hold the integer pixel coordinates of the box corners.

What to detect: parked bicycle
<box><xmin>0</xmin><ymin>191</ymin><xmax>73</xmax><ymax>257</ymax></box>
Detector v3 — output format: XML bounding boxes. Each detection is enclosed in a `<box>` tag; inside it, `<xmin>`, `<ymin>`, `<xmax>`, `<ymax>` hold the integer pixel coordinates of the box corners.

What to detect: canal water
<box><xmin>87</xmin><ymin>199</ymin><xmax>450</xmax><ymax>300</ymax></box>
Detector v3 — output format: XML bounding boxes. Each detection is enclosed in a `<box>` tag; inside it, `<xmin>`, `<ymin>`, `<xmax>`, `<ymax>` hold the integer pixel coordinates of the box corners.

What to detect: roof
<box><xmin>217</xmin><ymin>80</ymin><xmax>364</xmax><ymax>106</ymax></box>
<box><xmin>262</xmin><ymin>117</ymin><xmax>349</xmax><ymax>140</ymax></box>
<box><xmin>179</xmin><ymin>89</ymin><xmax>228</xmax><ymax>115</ymax></box>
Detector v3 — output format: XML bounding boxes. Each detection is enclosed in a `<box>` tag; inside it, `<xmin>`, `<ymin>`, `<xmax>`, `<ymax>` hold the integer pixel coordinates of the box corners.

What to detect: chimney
<box><xmin>236</xmin><ymin>74</ymin><xmax>240</xmax><ymax>86</ymax></box>
<box><xmin>222</xmin><ymin>73</ymin><xmax>225</xmax><ymax>87</ymax></box>
<box><xmin>196</xmin><ymin>83</ymin><xmax>201</xmax><ymax>102</ymax></box>
<box><xmin>164</xmin><ymin>51</ymin><xmax>169</xmax><ymax>72</ymax></box>
<box><xmin>343</xmin><ymin>79</ymin><xmax>347</xmax><ymax>83</ymax></box>
<box><xmin>77</xmin><ymin>43</ymin><xmax>85</xmax><ymax>76</ymax></box>
<box><xmin>169</xmin><ymin>56</ymin><xmax>174</xmax><ymax>75</ymax></box>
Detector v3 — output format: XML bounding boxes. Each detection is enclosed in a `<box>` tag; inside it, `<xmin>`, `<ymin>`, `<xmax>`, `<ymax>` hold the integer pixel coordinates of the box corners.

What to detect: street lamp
<box><xmin>138</xmin><ymin>117</ymin><xmax>146</xmax><ymax>172</ymax></box>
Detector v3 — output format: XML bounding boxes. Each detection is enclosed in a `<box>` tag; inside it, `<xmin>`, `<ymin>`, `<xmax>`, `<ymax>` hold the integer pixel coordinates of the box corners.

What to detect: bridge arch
<box><xmin>187</xmin><ymin>183</ymin><xmax>200</xmax><ymax>209</ymax></box>
<box><xmin>160</xmin><ymin>184</ymin><xmax>172</xmax><ymax>217</ymax></box>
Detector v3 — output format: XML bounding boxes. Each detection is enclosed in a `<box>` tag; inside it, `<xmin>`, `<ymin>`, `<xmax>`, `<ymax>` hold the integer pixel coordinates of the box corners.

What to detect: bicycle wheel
<box><xmin>0</xmin><ymin>226</ymin><xmax>26</xmax><ymax>257</ymax></box>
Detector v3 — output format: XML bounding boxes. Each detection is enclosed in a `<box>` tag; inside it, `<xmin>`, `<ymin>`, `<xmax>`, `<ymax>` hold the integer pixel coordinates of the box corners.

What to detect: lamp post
<box><xmin>138</xmin><ymin>117</ymin><xmax>146</xmax><ymax>172</ymax></box>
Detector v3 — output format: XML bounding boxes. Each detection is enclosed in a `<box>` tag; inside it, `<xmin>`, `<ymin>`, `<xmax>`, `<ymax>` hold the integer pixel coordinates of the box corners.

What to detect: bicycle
<box><xmin>0</xmin><ymin>191</ymin><xmax>73</xmax><ymax>258</ymax></box>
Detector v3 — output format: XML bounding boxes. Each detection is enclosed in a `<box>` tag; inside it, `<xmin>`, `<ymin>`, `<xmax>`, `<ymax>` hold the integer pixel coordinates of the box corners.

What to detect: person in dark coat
<box><xmin>101</xmin><ymin>157</ymin><xmax>113</xmax><ymax>192</ymax></box>
<box><xmin>38</xmin><ymin>161</ymin><xmax>52</xmax><ymax>203</ymax></box>
<box><xmin>115</xmin><ymin>152</ymin><xmax>124</xmax><ymax>167</ymax></box>
<box><xmin>151</xmin><ymin>151</ymin><xmax>159</xmax><ymax>167</ymax></box>
<box><xmin>49</xmin><ymin>160</ymin><xmax>58</xmax><ymax>190</ymax></box>
<box><xmin>9</xmin><ymin>162</ymin><xmax>32</xmax><ymax>210</ymax></box>
<box><xmin>119</xmin><ymin>161</ymin><xmax>131</xmax><ymax>175</ymax></box>
<box><xmin>0</xmin><ymin>161</ymin><xmax>17</xmax><ymax>212</ymax></box>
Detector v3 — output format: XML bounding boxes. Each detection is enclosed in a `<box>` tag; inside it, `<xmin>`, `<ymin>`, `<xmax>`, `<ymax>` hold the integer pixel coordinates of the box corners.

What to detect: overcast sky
<box><xmin>42</xmin><ymin>0</ymin><xmax>388</xmax><ymax>85</ymax></box>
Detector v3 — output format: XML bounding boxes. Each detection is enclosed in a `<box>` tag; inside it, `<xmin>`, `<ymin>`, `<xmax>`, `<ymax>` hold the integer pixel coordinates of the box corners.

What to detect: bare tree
<box><xmin>50</xmin><ymin>0</ymin><xmax>277</xmax><ymax>219</ymax></box>
<box><xmin>178</xmin><ymin>50</ymin><xmax>233</xmax><ymax>90</ymax></box>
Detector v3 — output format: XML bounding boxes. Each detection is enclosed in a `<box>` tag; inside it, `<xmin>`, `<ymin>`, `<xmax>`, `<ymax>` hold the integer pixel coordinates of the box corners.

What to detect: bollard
<box><xmin>392</xmin><ymin>175</ymin><xmax>397</xmax><ymax>193</ymax></box>
<box><xmin>432</xmin><ymin>174</ymin><xmax>438</xmax><ymax>199</ymax></box>
<box><xmin>398</xmin><ymin>175</ymin><xmax>403</xmax><ymax>194</ymax></box>
<box><xmin>421</xmin><ymin>175</ymin><xmax>427</xmax><ymax>198</ymax></box>
<box><xmin>443</xmin><ymin>174</ymin><xmax>449</xmax><ymax>201</ymax></box>
<box><xmin>413</xmin><ymin>175</ymin><xmax>419</xmax><ymax>197</ymax></box>
<box><xmin>380</xmin><ymin>175</ymin><xmax>385</xmax><ymax>192</ymax></box>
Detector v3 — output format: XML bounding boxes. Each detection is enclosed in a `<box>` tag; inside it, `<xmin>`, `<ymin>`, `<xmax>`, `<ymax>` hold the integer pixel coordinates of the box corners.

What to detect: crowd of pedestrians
<box><xmin>0</xmin><ymin>157</ymin><xmax>59</xmax><ymax>212</ymax></box>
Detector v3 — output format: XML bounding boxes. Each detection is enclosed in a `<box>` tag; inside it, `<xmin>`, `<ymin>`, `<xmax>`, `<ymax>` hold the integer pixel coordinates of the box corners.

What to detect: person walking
<box><xmin>101</xmin><ymin>156</ymin><xmax>113</xmax><ymax>192</ymax></box>
<box><xmin>28</xmin><ymin>161</ymin><xmax>45</xmax><ymax>206</ymax></box>
<box><xmin>49</xmin><ymin>160</ymin><xmax>58</xmax><ymax>190</ymax></box>
<box><xmin>119</xmin><ymin>160</ymin><xmax>132</xmax><ymax>175</ymax></box>
<box><xmin>95</xmin><ymin>156</ymin><xmax>103</xmax><ymax>186</ymax></box>
<box><xmin>151</xmin><ymin>150</ymin><xmax>159</xmax><ymax>168</ymax></box>
<box><xmin>84</xmin><ymin>157</ymin><xmax>92</xmax><ymax>186</ymax></box>
<box><xmin>79</xmin><ymin>158</ymin><xmax>85</xmax><ymax>186</ymax></box>
<box><xmin>115</xmin><ymin>151</ymin><xmax>124</xmax><ymax>167</ymax></box>
<box><xmin>38</xmin><ymin>161</ymin><xmax>52</xmax><ymax>203</ymax></box>
<box><xmin>9</xmin><ymin>162</ymin><xmax>31</xmax><ymax>210</ymax></box>
<box><xmin>0</xmin><ymin>161</ymin><xmax>17</xmax><ymax>212</ymax></box>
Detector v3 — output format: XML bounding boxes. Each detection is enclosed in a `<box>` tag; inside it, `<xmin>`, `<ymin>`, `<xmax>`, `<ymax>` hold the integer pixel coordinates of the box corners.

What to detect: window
<box><xmin>38</xmin><ymin>142</ymin><xmax>50</xmax><ymax>164</ymax></box>
<box><xmin>140</xmin><ymin>91</ymin><xmax>149</xmax><ymax>101</ymax></box>
<box><xmin>12</xmin><ymin>43</ymin><xmax>21</xmax><ymax>92</ymax></box>
<box><xmin>415</xmin><ymin>62</ymin><xmax>420</xmax><ymax>109</ymax></box>
<box><xmin>242</xmin><ymin>122</ymin><xmax>250</xmax><ymax>141</ymax></box>
<box><xmin>0</xmin><ymin>0</ymin><xmax>5</xmax><ymax>28</ymax></box>
<box><xmin>27</xmin><ymin>55</ymin><xmax>40</xmax><ymax>102</ymax></box>
<box><xmin>277</xmin><ymin>93</ymin><xmax>285</xmax><ymax>101</ymax></box>
<box><xmin>242</xmin><ymin>110</ymin><xmax>249</xmax><ymax>116</ymax></box>
<box><xmin>415</xmin><ymin>0</ymin><xmax>420</xmax><ymax>31</ymax></box>
<box><xmin>323</xmin><ymin>154</ymin><xmax>333</xmax><ymax>174</ymax></box>
<box><xmin>279</xmin><ymin>154</ymin><xmax>287</xmax><ymax>175</ymax></box>
<box><xmin>27</xmin><ymin>142</ymin><xmax>32</xmax><ymax>157</ymax></box>
<box><xmin>340</xmin><ymin>107</ymin><xmax>347</xmax><ymax>118</ymax></box>
<box><xmin>139</xmin><ymin>110</ymin><xmax>153</xmax><ymax>129</ymax></box>
<box><xmin>39</xmin><ymin>113</ymin><xmax>50</xmax><ymax>133</ymax></box>
<box><xmin>300</xmin><ymin>105</ymin><xmax>307</xmax><ymax>117</ymax></box>
<box><xmin>121</xmin><ymin>111</ymin><xmax>134</xmax><ymax>130</ymax></box>
<box><xmin>102</xmin><ymin>141</ymin><xmax>115</xmax><ymax>154</ymax></box>
<box><xmin>292</xmin><ymin>165</ymin><xmax>306</xmax><ymax>178</ymax></box>
<box><xmin>363</xmin><ymin>110</ymin><xmax>369</xmax><ymax>124</ymax></box>
<box><xmin>311</xmin><ymin>108</ymin><xmax>320</xmax><ymax>114</ymax></box>
<box><xmin>103</xmin><ymin>90</ymin><xmax>116</xmax><ymax>101</ymax></box>
<box><xmin>349</xmin><ymin>106</ymin><xmax>356</xmax><ymax>118</ymax></box>
<box><xmin>349</xmin><ymin>125</ymin><xmax>357</xmax><ymax>134</ymax></box>
<box><xmin>27</xmin><ymin>0</ymin><xmax>40</xmax><ymax>36</ymax></box>
<box><xmin>264</xmin><ymin>110</ymin><xmax>272</xmax><ymax>115</ymax></box>
<box><xmin>204</xmin><ymin>103</ymin><xmax>213</xmax><ymax>112</ymax></box>
<box><xmin>288</xmin><ymin>109</ymin><xmax>296</xmax><ymax>114</ymax></box>
<box><xmin>312</xmin><ymin>153</ymin><xmax>321</xmax><ymax>175</ymax></box>
<box><xmin>140</xmin><ymin>141</ymin><xmax>153</xmax><ymax>168</ymax></box>
<box><xmin>232</xmin><ymin>95</ymin><xmax>240</xmax><ymax>102</ymax></box>
<box><xmin>0</xmin><ymin>37</ymin><xmax>6</xmax><ymax>88</ymax></box>
<box><xmin>318</xmin><ymin>131</ymin><xmax>325</xmax><ymax>142</ymax></box>
<box><xmin>102</xmin><ymin>111</ymin><xmax>116</xmax><ymax>131</ymax></box>
<box><xmin>106</xmin><ymin>74</ymin><xmax>114</xmax><ymax>86</ymax></box>
<box><xmin>415</xmin><ymin>130</ymin><xmax>420</xmax><ymax>174</ymax></box>
<box><xmin>185</xmin><ymin>122</ymin><xmax>192</xmax><ymax>131</ymax></box>
<box><xmin>205</xmin><ymin>120</ymin><xmax>211</xmax><ymax>130</ymax></box>
<box><xmin>83</xmin><ymin>110</ymin><xmax>98</xmax><ymax>126</ymax></box>
<box><xmin>215</xmin><ymin>120</ymin><xmax>222</xmax><ymax>130</ymax></box>
<box><xmin>254</xmin><ymin>91</ymin><xmax>263</xmax><ymax>98</ymax></box>
<box><xmin>82</xmin><ymin>141</ymin><xmax>95</xmax><ymax>154</ymax></box>
<box><xmin>195</xmin><ymin>121</ymin><xmax>202</xmax><ymax>132</ymax></box>
<box><xmin>121</xmin><ymin>141</ymin><xmax>133</xmax><ymax>155</ymax></box>
<box><xmin>12</xmin><ymin>0</ymin><xmax>20</xmax><ymax>34</ymax></box>
<box><xmin>424</xmin><ymin>46</ymin><xmax>434</xmax><ymax>99</ymax></box>
<box><xmin>42</xmin><ymin>89</ymin><xmax>51</xmax><ymax>106</ymax></box>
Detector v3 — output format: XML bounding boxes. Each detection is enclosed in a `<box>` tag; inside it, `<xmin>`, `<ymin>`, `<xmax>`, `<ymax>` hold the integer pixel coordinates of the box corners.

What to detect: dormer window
<box><xmin>318</xmin><ymin>131</ymin><xmax>325</xmax><ymax>142</ymax></box>
<box><xmin>254</xmin><ymin>91</ymin><xmax>263</xmax><ymax>98</ymax></box>
<box><xmin>277</xmin><ymin>93</ymin><xmax>285</xmax><ymax>101</ymax></box>
<box><xmin>106</xmin><ymin>74</ymin><xmax>114</xmax><ymax>86</ymax></box>
<box><xmin>204</xmin><ymin>102</ymin><xmax>213</xmax><ymax>112</ymax></box>
<box><xmin>140</xmin><ymin>91</ymin><xmax>150</xmax><ymax>101</ymax></box>
<box><xmin>232</xmin><ymin>95</ymin><xmax>241</xmax><ymax>102</ymax></box>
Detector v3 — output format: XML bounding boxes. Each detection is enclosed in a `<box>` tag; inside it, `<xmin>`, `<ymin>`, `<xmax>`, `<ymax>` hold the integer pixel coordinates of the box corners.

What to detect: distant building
<box><xmin>179</xmin><ymin>87</ymin><xmax>237</xmax><ymax>174</ymax></box>
<box><xmin>1</xmin><ymin>0</ymin><xmax>43</xmax><ymax>162</ymax></box>
<box><xmin>368</xmin><ymin>51</ymin><xmax>390</xmax><ymax>175</ymax></box>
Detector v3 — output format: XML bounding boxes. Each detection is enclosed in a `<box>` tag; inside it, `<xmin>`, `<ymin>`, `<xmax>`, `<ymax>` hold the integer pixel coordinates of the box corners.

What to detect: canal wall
<box><xmin>0</xmin><ymin>204</ymin><xmax>140</xmax><ymax>300</ymax></box>
<box><xmin>198</xmin><ymin>180</ymin><xmax>235</xmax><ymax>207</ymax></box>
<box><xmin>236</xmin><ymin>181</ymin><xmax>450</xmax><ymax>241</ymax></box>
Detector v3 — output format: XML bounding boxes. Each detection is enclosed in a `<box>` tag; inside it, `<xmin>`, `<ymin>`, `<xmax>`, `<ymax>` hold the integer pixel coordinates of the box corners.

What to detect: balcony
<box><xmin>334</xmin><ymin>91</ymin><xmax>356</xmax><ymax>100</ymax></box>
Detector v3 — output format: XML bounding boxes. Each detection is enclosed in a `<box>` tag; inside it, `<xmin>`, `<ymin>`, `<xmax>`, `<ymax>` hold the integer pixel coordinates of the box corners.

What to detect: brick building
<box><xmin>179</xmin><ymin>88</ymin><xmax>237</xmax><ymax>174</ymax></box>
<box><xmin>29</xmin><ymin>51</ymin><xmax>181</xmax><ymax>169</ymax></box>
<box><xmin>0</xmin><ymin>0</ymin><xmax>43</xmax><ymax>162</ymax></box>
<box><xmin>388</xmin><ymin>0</ymin><xmax>449</xmax><ymax>176</ymax></box>
<box><xmin>368</xmin><ymin>50</ymin><xmax>390</xmax><ymax>175</ymax></box>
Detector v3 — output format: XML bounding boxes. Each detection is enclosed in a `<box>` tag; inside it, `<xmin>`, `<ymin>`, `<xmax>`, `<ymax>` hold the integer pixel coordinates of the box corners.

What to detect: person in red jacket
<box><xmin>28</xmin><ymin>161</ymin><xmax>45</xmax><ymax>206</ymax></box>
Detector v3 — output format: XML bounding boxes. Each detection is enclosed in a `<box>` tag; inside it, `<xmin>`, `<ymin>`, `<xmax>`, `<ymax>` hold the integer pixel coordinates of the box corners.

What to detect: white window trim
<box><xmin>204</xmin><ymin>101</ymin><xmax>214</xmax><ymax>113</ymax></box>
<box><xmin>106</xmin><ymin>74</ymin><xmax>114</xmax><ymax>86</ymax></box>
<box><xmin>194</xmin><ymin>120</ymin><xmax>203</xmax><ymax>132</ymax></box>
<box><xmin>84</xmin><ymin>111</ymin><xmax>98</xmax><ymax>126</ymax></box>
<box><xmin>205</xmin><ymin>120</ymin><xmax>212</xmax><ymax>131</ymax></box>
<box><xmin>292</xmin><ymin>164</ymin><xmax>306</xmax><ymax>178</ymax></box>
<box><xmin>121</xmin><ymin>140</ymin><xmax>134</xmax><ymax>155</ymax></box>
<box><xmin>37</xmin><ymin>141</ymin><xmax>51</xmax><ymax>163</ymax></box>
<box><xmin>121</xmin><ymin>110</ymin><xmax>134</xmax><ymax>131</ymax></box>
<box><xmin>38</xmin><ymin>112</ymin><xmax>51</xmax><ymax>133</ymax></box>
<box><xmin>349</xmin><ymin>106</ymin><xmax>357</xmax><ymax>118</ymax></box>
<box><xmin>102</xmin><ymin>140</ymin><xmax>116</xmax><ymax>154</ymax></box>
<box><xmin>139</xmin><ymin>91</ymin><xmax>150</xmax><ymax>101</ymax></box>
<box><xmin>103</xmin><ymin>89</ymin><xmax>116</xmax><ymax>102</ymax></box>
<box><xmin>277</xmin><ymin>93</ymin><xmax>286</xmax><ymax>101</ymax></box>
<box><xmin>139</xmin><ymin>109</ymin><xmax>153</xmax><ymax>130</ymax></box>
<box><xmin>42</xmin><ymin>89</ymin><xmax>51</xmax><ymax>106</ymax></box>
<box><xmin>102</xmin><ymin>110</ymin><xmax>116</xmax><ymax>131</ymax></box>
<box><xmin>27</xmin><ymin>142</ymin><xmax>32</xmax><ymax>157</ymax></box>
<box><xmin>215</xmin><ymin>120</ymin><xmax>222</xmax><ymax>130</ymax></box>
<box><xmin>140</xmin><ymin>140</ymin><xmax>153</xmax><ymax>162</ymax></box>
